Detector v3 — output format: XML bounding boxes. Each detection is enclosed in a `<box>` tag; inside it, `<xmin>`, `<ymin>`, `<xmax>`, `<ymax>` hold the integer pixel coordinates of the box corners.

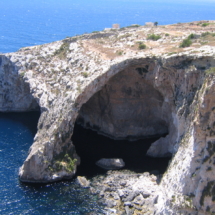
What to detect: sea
<box><xmin>0</xmin><ymin>0</ymin><xmax>215</xmax><ymax>214</ymax></box>
<box><xmin>1</xmin><ymin>0</ymin><xmax>215</xmax><ymax>53</ymax></box>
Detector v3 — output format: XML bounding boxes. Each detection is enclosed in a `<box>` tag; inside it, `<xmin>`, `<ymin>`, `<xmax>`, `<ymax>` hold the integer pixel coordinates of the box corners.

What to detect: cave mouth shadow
<box><xmin>72</xmin><ymin>123</ymin><xmax>171</xmax><ymax>178</ymax></box>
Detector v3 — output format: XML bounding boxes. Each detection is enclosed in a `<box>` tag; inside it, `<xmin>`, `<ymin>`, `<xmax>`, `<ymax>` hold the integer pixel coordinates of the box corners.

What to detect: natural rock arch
<box><xmin>18</xmin><ymin>56</ymin><xmax>207</xmax><ymax>183</ymax></box>
<box><xmin>77</xmin><ymin>66</ymin><xmax>170</xmax><ymax>141</ymax></box>
<box><xmin>2</xmin><ymin>51</ymin><xmax>215</xmax><ymax>213</ymax></box>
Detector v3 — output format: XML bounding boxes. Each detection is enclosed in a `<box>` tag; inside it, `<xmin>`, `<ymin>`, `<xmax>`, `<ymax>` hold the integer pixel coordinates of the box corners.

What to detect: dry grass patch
<box><xmin>165</xmin><ymin>46</ymin><xmax>184</xmax><ymax>54</ymax></box>
<box><xmin>201</xmin><ymin>34</ymin><xmax>215</xmax><ymax>46</ymax></box>
<box><xmin>82</xmin><ymin>40</ymin><xmax>121</xmax><ymax>60</ymax></box>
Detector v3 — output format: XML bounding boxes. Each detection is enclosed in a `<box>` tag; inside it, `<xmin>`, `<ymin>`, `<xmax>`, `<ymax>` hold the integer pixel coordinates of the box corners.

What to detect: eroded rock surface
<box><xmin>0</xmin><ymin>55</ymin><xmax>39</xmax><ymax>111</ymax></box>
<box><xmin>77</xmin><ymin>66</ymin><xmax>169</xmax><ymax>140</ymax></box>
<box><xmin>77</xmin><ymin>176</ymin><xmax>90</xmax><ymax>188</ymax></box>
<box><xmin>90</xmin><ymin>170</ymin><xmax>160</xmax><ymax>215</ymax></box>
<box><xmin>1</xmin><ymin>21</ymin><xmax>215</xmax><ymax>214</ymax></box>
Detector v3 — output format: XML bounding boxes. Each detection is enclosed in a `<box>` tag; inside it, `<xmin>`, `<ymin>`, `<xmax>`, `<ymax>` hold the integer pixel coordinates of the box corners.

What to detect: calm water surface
<box><xmin>1</xmin><ymin>0</ymin><xmax>215</xmax><ymax>53</ymax></box>
<box><xmin>0</xmin><ymin>112</ymin><xmax>104</xmax><ymax>215</ymax></box>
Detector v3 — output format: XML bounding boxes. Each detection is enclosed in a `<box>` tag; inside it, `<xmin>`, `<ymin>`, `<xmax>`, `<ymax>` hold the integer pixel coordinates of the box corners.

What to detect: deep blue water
<box><xmin>0</xmin><ymin>112</ymin><xmax>104</xmax><ymax>215</ymax></box>
<box><xmin>1</xmin><ymin>0</ymin><xmax>215</xmax><ymax>53</ymax></box>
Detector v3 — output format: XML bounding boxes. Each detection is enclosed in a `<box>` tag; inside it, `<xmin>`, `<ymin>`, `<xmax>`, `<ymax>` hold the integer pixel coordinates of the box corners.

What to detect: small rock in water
<box><xmin>95</xmin><ymin>158</ymin><xmax>125</xmax><ymax>170</ymax></box>
<box><xmin>77</xmin><ymin>176</ymin><xmax>90</xmax><ymax>188</ymax></box>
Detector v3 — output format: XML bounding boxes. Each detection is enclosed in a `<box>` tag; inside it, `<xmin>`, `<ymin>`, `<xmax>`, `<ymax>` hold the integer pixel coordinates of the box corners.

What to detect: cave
<box><xmin>72</xmin><ymin>65</ymin><xmax>173</xmax><ymax>177</ymax></box>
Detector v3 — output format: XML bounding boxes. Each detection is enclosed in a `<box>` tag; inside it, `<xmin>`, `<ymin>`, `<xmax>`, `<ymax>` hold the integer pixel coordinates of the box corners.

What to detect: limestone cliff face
<box><xmin>0</xmin><ymin>55</ymin><xmax>38</xmax><ymax>111</ymax></box>
<box><xmin>1</xmin><ymin>22</ymin><xmax>215</xmax><ymax>213</ymax></box>
<box><xmin>158</xmin><ymin>75</ymin><xmax>215</xmax><ymax>214</ymax></box>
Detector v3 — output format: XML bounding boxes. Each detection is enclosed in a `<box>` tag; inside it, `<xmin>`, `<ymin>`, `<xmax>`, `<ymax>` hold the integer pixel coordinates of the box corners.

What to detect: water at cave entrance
<box><xmin>72</xmin><ymin>124</ymin><xmax>171</xmax><ymax>177</ymax></box>
<box><xmin>0</xmin><ymin>112</ymin><xmax>104</xmax><ymax>215</ymax></box>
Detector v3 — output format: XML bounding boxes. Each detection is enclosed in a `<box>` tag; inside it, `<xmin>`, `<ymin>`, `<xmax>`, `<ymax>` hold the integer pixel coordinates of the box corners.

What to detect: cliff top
<box><xmin>3</xmin><ymin>20</ymin><xmax>215</xmax><ymax>115</ymax></box>
<box><xmin>15</xmin><ymin>20</ymin><xmax>215</xmax><ymax>60</ymax></box>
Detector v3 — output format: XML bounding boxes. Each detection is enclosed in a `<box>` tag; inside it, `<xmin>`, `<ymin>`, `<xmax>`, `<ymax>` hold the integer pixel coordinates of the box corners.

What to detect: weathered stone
<box><xmin>133</xmin><ymin>194</ymin><xmax>145</xmax><ymax>206</ymax></box>
<box><xmin>118</xmin><ymin>189</ymin><xmax>125</xmax><ymax>198</ymax></box>
<box><xmin>125</xmin><ymin>206</ymin><xmax>134</xmax><ymax>215</ymax></box>
<box><xmin>124</xmin><ymin>201</ymin><xmax>133</xmax><ymax>206</ymax></box>
<box><xmin>76</xmin><ymin>176</ymin><xmax>90</xmax><ymax>188</ymax></box>
<box><xmin>133</xmin><ymin>204</ymin><xmax>143</xmax><ymax>211</ymax></box>
<box><xmin>124</xmin><ymin>190</ymin><xmax>140</xmax><ymax>202</ymax></box>
<box><xmin>0</xmin><ymin>55</ymin><xmax>39</xmax><ymax>112</ymax></box>
<box><xmin>89</xmin><ymin>187</ymin><xmax>97</xmax><ymax>194</ymax></box>
<box><xmin>112</xmin><ymin>192</ymin><xmax>120</xmax><ymax>200</ymax></box>
<box><xmin>106</xmin><ymin>199</ymin><xmax>117</xmax><ymax>208</ymax></box>
<box><xmin>141</xmin><ymin>192</ymin><xmax>151</xmax><ymax>198</ymax></box>
<box><xmin>96</xmin><ymin>158</ymin><xmax>125</xmax><ymax>170</ymax></box>
<box><xmin>99</xmin><ymin>191</ymin><xmax>104</xmax><ymax>197</ymax></box>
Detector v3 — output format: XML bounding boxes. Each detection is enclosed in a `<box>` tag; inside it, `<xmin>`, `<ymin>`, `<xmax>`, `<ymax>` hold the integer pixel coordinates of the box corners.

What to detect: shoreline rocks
<box><xmin>89</xmin><ymin>170</ymin><xmax>160</xmax><ymax>215</ymax></box>
<box><xmin>77</xmin><ymin>176</ymin><xmax>90</xmax><ymax>188</ymax></box>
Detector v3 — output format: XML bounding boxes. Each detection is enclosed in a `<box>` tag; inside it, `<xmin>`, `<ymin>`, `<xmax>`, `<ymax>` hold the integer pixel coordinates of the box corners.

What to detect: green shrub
<box><xmin>201</xmin><ymin>32</ymin><xmax>215</xmax><ymax>37</ymax></box>
<box><xmin>165</xmin><ymin>33</ymin><xmax>170</xmax><ymax>36</ymax></box>
<box><xmin>53</xmin><ymin>41</ymin><xmax>70</xmax><ymax>59</ymax></box>
<box><xmin>201</xmin><ymin>32</ymin><xmax>210</xmax><ymax>37</ymax></box>
<box><xmin>147</xmin><ymin>34</ymin><xmax>161</xmax><ymax>41</ymax></box>
<box><xmin>179</xmin><ymin>38</ymin><xmax>192</xmax><ymax>48</ymax></box>
<box><xmin>133</xmin><ymin>24</ymin><xmax>140</xmax><ymax>27</ymax></box>
<box><xmin>119</xmin><ymin>27</ymin><xmax>126</xmax><ymax>31</ymax></box>
<box><xmin>138</xmin><ymin>42</ymin><xmax>147</xmax><ymax>50</ymax></box>
<box><xmin>64</xmin><ymin>154</ymin><xmax>77</xmax><ymax>172</ymax></box>
<box><xmin>202</xmin><ymin>23</ymin><xmax>210</xmax><ymax>27</ymax></box>
<box><xmin>52</xmin><ymin>153</ymin><xmax>77</xmax><ymax>172</ymax></box>
<box><xmin>154</xmin><ymin>22</ymin><xmax>158</xmax><ymax>26</ymax></box>
<box><xmin>188</xmin><ymin>33</ymin><xmax>195</xmax><ymax>39</ymax></box>
<box><xmin>82</xmin><ymin>72</ymin><xmax>88</xmax><ymax>78</ymax></box>
<box><xmin>167</xmin><ymin>52</ymin><xmax>177</xmax><ymax>56</ymax></box>
<box><xmin>117</xmin><ymin>50</ymin><xmax>123</xmax><ymax>55</ymax></box>
<box><xmin>126</xmin><ymin>24</ymin><xmax>140</xmax><ymax>28</ymax></box>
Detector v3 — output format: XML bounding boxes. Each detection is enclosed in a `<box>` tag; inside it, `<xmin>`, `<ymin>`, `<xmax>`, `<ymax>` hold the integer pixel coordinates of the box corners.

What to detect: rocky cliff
<box><xmin>1</xmin><ymin>21</ymin><xmax>215</xmax><ymax>214</ymax></box>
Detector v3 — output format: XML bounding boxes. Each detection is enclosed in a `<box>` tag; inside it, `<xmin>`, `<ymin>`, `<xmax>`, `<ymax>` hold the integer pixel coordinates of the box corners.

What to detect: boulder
<box><xmin>76</xmin><ymin>176</ymin><xmax>90</xmax><ymax>188</ymax></box>
<box><xmin>96</xmin><ymin>158</ymin><xmax>125</xmax><ymax>170</ymax></box>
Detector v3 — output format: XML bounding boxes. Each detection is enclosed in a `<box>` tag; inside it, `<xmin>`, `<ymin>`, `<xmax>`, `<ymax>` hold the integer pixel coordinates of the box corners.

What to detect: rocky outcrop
<box><xmin>158</xmin><ymin>76</ymin><xmax>215</xmax><ymax>214</ymax></box>
<box><xmin>1</xmin><ymin>21</ymin><xmax>215</xmax><ymax>213</ymax></box>
<box><xmin>90</xmin><ymin>170</ymin><xmax>160</xmax><ymax>215</ymax></box>
<box><xmin>0</xmin><ymin>55</ymin><xmax>39</xmax><ymax>111</ymax></box>
<box><xmin>77</xmin><ymin>176</ymin><xmax>90</xmax><ymax>188</ymax></box>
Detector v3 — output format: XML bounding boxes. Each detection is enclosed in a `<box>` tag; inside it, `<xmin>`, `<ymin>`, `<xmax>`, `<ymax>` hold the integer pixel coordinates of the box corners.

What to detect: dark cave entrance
<box><xmin>72</xmin><ymin>66</ymin><xmax>173</xmax><ymax>177</ymax></box>
<box><xmin>72</xmin><ymin>124</ymin><xmax>170</xmax><ymax>177</ymax></box>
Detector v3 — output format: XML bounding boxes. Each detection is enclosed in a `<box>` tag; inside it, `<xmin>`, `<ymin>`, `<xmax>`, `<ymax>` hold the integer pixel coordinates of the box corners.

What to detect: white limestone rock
<box><xmin>76</xmin><ymin>176</ymin><xmax>90</xmax><ymax>188</ymax></box>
